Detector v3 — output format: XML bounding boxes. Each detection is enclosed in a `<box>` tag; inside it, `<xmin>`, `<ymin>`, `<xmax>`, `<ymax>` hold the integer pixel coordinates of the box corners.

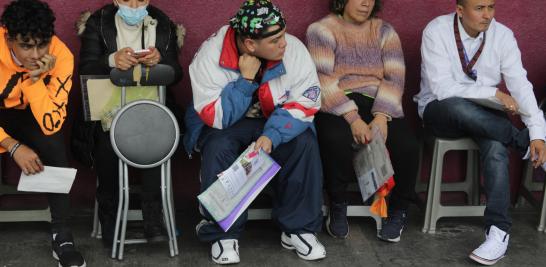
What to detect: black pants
<box><xmin>0</xmin><ymin>108</ymin><xmax>70</xmax><ymax>232</ymax></box>
<box><xmin>315</xmin><ymin>93</ymin><xmax>419</xmax><ymax>210</ymax></box>
<box><xmin>92</xmin><ymin>128</ymin><xmax>161</xmax><ymax>238</ymax></box>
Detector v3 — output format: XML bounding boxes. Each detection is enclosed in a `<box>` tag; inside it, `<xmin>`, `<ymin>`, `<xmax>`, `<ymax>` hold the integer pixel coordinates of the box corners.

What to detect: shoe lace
<box><xmin>332</xmin><ymin>202</ymin><xmax>348</xmax><ymax>217</ymax></box>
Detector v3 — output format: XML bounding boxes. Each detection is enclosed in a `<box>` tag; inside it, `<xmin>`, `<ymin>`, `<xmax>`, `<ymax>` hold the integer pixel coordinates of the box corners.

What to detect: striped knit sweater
<box><xmin>306</xmin><ymin>14</ymin><xmax>405</xmax><ymax>124</ymax></box>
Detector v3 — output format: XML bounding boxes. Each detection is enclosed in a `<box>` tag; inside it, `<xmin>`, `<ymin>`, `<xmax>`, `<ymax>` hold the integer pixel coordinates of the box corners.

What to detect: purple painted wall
<box><xmin>1</xmin><ymin>0</ymin><xmax>545</xmax><ymax>208</ymax></box>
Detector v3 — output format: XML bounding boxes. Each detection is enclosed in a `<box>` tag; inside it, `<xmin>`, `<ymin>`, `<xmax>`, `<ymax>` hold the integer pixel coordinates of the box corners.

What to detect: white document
<box><xmin>354</xmin><ymin>127</ymin><xmax>394</xmax><ymax>203</ymax></box>
<box><xmin>468</xmin><ymin>97</ymin><xmax>530</xmax><ymax>116</ymax></box>
<box><xmin>17</xmin><ymin>166</ymin><xmax>77</xmax><ymax>194</ymax></box>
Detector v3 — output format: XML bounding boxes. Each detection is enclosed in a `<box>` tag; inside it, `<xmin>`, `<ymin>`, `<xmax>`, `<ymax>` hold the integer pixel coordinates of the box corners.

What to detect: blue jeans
<box><xmin>423</xmin><ymin>98</ymin><xmax>530</xmax><ymax>232</ymax></box>
<box><xmin>196</xmin><ymin>118</ymin><xmax>323</xmax><ymax>242</ymax></box>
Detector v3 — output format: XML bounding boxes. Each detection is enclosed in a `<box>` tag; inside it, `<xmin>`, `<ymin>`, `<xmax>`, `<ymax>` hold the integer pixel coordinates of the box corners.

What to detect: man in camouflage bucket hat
<box><xmin>229</xmin><ymin>0</ymin><xmax>286</xmax><ymax>39</ymax></box>
<box><xmin>184</xmin><ymin>0</ymin><xmax>326</xmax><ymax>264</ymax></box>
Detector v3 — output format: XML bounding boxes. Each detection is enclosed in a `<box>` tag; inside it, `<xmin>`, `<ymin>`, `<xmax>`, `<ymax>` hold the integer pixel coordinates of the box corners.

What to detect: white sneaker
<box><xmin>211</xmin><ymin>239</ymin><xmax>240</xmax><ymax>265</ymax></box>
<box><xmin>469</xmin><ymin>225</ymin><xmax>509</xmax><ymax>265</ymax></box>
<box><xmin>281</xmin><ymin>232</ymin><xmax>326</xmax><ymax>261</ymax></box>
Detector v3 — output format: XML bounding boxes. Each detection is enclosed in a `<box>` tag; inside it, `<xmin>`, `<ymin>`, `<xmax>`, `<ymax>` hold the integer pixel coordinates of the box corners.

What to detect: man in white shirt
<box><xmin>414</xmin><ymin>0</ymin><xmax>546</xmax><ymax>265</ymax></box>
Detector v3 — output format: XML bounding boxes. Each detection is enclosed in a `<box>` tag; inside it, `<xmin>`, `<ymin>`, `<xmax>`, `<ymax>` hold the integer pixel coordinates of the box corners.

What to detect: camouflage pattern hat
<box><xmin>230</xmin><ymin>0</ymin><xmax>286</xmax><ymax>39</ymax></box>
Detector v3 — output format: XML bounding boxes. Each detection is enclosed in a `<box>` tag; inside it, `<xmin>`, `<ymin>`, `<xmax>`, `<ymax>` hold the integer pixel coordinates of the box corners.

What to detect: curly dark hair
<box><xmin>1</xmin><ymin>0</ymin><xmax>55</xmax><ymax>43</ymax></box>
<box><xmin>331</xmin><ymin>0</ymin><xmax>382</xmax><ymax>17</ymax></box>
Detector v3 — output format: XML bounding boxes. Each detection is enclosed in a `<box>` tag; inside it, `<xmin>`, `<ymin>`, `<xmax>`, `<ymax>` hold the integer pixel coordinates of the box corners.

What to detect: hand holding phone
<box><xmin>138</xmin><ymin>47</ymin><xmax>161</xmax><ymax>66</ymax></box>
<box><xmin>133</xmin><ymin>49</ymin><xmax>151</xmax><ymax>58</ymax></box>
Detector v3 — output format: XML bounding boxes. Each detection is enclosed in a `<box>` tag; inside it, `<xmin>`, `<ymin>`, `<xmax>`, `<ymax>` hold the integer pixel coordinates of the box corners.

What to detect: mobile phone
<box><xmin>133</xmin><ymin>49</ymin><xmax>151</xmax><ymax>58</ymax></box>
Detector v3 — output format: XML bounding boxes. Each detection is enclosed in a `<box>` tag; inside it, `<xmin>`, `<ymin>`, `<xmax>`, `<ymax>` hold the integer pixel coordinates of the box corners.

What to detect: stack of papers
<box><xmin>198</xmin><ymin>144</ymin><xmax>281</xmax><ymax>231</ymax></box>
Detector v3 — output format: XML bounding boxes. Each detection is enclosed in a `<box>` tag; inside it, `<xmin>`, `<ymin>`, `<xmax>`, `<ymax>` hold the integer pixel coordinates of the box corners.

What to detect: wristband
<box><xmin>9</xmin><ymin>142</ymin><xmax>21</xmax><ymax>158</ymax></box>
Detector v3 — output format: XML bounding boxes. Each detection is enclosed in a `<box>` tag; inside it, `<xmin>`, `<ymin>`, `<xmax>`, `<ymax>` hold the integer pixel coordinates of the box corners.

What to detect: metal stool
<box><xmin>109</xmin><ymin>65</ymin><xmax>179</xmax><ymax>260</ymax></box>
<box><xmin>422</xmin><ymin>137</ymin><xmax>484</xmax><ymax>234</ymax></box>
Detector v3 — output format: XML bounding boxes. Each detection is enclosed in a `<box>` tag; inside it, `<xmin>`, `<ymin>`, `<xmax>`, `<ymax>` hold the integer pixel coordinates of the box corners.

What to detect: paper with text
<box><xmin>198</xmin><ymin>143</ymin><xmax>280</xmax><ymax>231</ymax></box>
<box><xmin>354</xmin><ymin>127</ymin><xmax>394</xmax><ymax>203</ymax></box>
<box><xmin>17</xmin><ymin>166</ymin><xmax>77</xmax><ymax>194</ymax></box>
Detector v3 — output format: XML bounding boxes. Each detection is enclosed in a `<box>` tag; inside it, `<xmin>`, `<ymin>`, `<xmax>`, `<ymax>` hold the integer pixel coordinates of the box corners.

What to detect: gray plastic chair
<box><xmin>108</xmin><ymin>64</ymin><xmax>180</xmax><ymax>260</ymax></box>
<box><xmin>422</xmin><ymin>137</ymin><xmax>485</xmax><ymax>234</ymax></box>
<box><xmin>535</xmin><ymin>167</ymin><xmax>546</xmax><ymax>232</ymax></box>
<box><xmin>518</xmin><ymin>160</ymin><xmax>546</xmax><ymax>232</ymax></box>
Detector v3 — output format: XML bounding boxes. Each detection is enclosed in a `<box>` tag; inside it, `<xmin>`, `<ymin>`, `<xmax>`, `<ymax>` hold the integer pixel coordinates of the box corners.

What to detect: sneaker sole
<box><xmin>377</xmin><ymin>228</ymin><xmax>403</xmax><ymax>243</ymax></box>
<box><xmin>196</xmin><ymin>219</ymin><xmax>215</xmax><ymax>237</ymax></box>
<box><xmin>325</xmin><ymin>214</ymin><xmax>348</xmax><ymax>239</ymax></box>
<box><xmin>52</xmin><ymin>251</ymin><xmax>87</xmax><ymax>267</ymax></box>
<box><xmin>281</xmin><ymin>237</ymin><xmax>326</xmax><ymax>261</ymax></box>
<box><xmin>212</xmin><ymin>257</ymin><xmax>240</xmax><ymax>265</ymax></box>
<box><xmin>469</xmin><ymin>252</ymin><xmax>504</xmax><ymax>265</ymax></box>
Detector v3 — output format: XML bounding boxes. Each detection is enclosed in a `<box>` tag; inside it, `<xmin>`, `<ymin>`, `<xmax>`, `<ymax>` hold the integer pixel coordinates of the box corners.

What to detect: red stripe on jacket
<box><xmin>199</xmin><ymin>100</ymin><xmax>217</xmax><ymax>127</ymax></box>
<box><xmin>283</xmin><ymin>102</ymin><xmax>319</xmax><ymax>117</ymax></box>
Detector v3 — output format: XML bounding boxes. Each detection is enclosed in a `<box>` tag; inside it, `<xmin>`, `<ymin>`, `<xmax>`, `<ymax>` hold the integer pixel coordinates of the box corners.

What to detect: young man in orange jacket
<box><xmin>0</xmin><ymin>0</ymin><xmax>85</xmax><ymax>266</ymax></box>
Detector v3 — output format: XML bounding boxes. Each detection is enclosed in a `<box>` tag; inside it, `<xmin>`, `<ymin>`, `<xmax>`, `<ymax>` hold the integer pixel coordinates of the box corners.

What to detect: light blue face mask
<box><xmin>116</xmin><ymin>4</ymin><xmax>148</xmax><ymax>26</ymax></box>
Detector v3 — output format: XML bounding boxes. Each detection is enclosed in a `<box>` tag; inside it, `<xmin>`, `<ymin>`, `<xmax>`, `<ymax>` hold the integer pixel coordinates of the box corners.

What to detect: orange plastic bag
<box><xmin>369</xmin><ymin>176</ymin><xmax>395</xmax><ymax>218</ymax></box>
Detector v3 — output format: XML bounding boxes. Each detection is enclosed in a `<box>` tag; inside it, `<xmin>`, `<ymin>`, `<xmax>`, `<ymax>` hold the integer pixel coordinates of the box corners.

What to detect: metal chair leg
<box><xmin>166</xmin><ymin>160</ymin><xmax>178</xmax><ymax>255</ymax></box>
<box><xmin>112</xmin><ymin>160</ymin><xmax>125</xmax><ymax>259</ymax></box>
<box><xmin>118</xmin><ymin>164</ymin><xmax>130</xmax><ymax>260</ymax></box>
<box><xmin>160</xmin><ymin>163</ymin><xmax>175</xmax><ymax>257</ymax></box>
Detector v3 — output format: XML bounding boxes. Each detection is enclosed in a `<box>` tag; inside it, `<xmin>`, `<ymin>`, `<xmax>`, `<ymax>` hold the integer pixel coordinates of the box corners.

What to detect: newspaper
<box><xmin>353</xmin><ymin>127</ymin><xmax>395</xmax><ymax>203</ymax></box>
<box><xmin>198</xmin><ymin>143</ymin><xmax>281</xmax><ymax>231</ymax></box>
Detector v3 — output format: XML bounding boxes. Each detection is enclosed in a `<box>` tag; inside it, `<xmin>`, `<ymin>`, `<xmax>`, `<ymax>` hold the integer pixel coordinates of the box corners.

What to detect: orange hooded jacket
<box><xmin>0</xmin><ymin>27</ymin><xmax>74</xmax><ymax>153</ymax></box>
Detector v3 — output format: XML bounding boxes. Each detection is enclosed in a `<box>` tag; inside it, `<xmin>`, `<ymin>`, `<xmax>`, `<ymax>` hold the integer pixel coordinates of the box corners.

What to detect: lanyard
<box><xmin>454</xmin><ymin>14</ymin><xmax>486</xmax><ymax>81</ymax></box>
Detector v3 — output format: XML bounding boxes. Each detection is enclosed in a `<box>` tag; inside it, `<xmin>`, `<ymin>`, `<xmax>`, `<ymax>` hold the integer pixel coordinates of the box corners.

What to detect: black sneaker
<box><xmin>52</xmin><ymin>230</ymin><xmax>86</xmax><ymax>267</ymax></box>
<box><xmin>142</xmin><ymin>198</ymin><xmax>168</xmax><ymax>243</ymax></box>
<box><xmin>326</xmin><ymin>201</ymin><xmax>349</xmax><ymax>239</ymax></box>
<box><xmin>378</xmin><ymin>209</ymin><xmax>408</xmax><ymax>242</ymax></box>
<box><xmin>144</xmin><ymin>223</ymin><xmax>168</xmax><ymax>243</ymax></box>
<box><xmin>97</xmin><ymin>204</ymin><xmax>116</xmax><ymax>248</ymax></box>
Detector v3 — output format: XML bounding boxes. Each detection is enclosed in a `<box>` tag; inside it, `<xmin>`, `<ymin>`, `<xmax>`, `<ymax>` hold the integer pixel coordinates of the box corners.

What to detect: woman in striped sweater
<box><xmin>306</xmin><ymin>0</ymin><xmax>419</xmax><ymax>242</ymax></box>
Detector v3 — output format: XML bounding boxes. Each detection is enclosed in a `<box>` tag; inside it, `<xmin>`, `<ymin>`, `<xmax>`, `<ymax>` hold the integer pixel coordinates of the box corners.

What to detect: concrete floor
<box><xmin>1</xmin><ymin>206</ymin><xmax>546</xmax><ymax>267</ymax></box>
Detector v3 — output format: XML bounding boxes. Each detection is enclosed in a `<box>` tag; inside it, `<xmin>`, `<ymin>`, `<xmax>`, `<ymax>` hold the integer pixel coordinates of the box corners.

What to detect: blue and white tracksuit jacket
<box><xmin>183</xmin><ymin>25</ymin><xmax>321</xmax><ymax>156</ymax></box>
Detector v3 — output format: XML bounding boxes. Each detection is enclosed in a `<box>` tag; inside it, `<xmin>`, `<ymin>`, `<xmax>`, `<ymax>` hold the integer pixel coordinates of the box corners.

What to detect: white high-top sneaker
<box><xmin>469</xmin><ymin>225</ymin><xmax>509</xmax><ymax>265</ymax></box>
<box><xmin>211</xmin><ymin>239</ymin><xmax>240</xmax><ymax>265</ymax></box>
<box><xmin>281</xmin><ymin>232</ymin><xmax>326</xmax><ymax>261</ymax></box>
